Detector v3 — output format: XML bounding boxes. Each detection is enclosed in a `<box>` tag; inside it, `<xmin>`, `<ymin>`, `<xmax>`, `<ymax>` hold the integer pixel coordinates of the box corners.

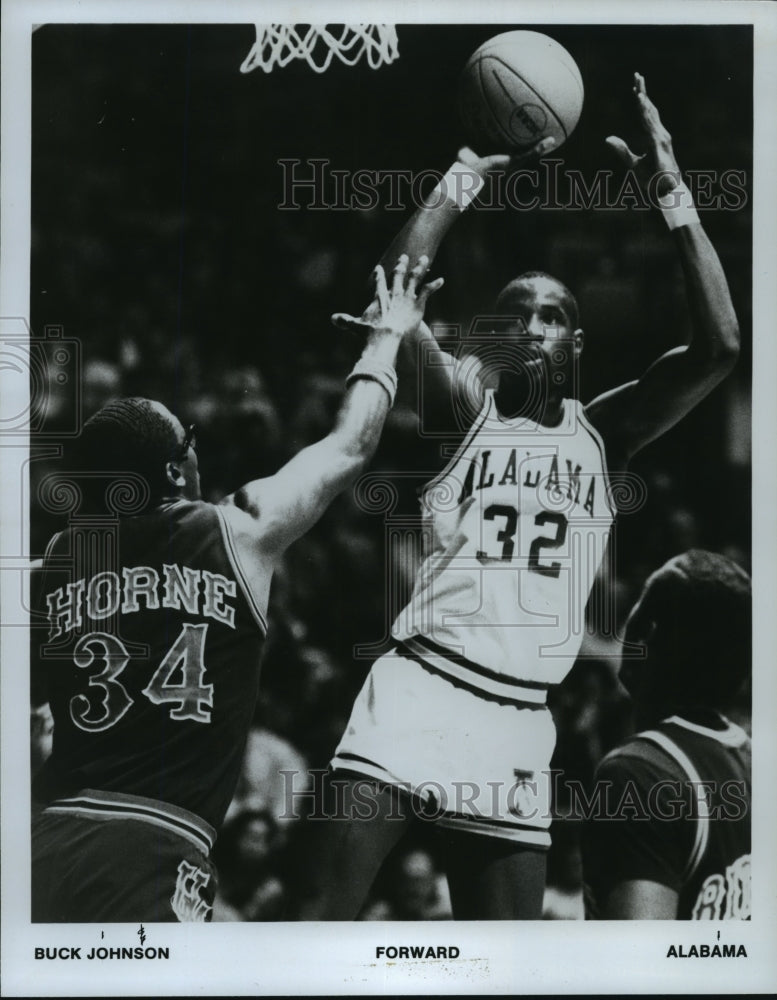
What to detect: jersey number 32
<box><xmin>478</xmin><ymin>504</ymin><xmax>568</xmax><ymax>578</ymax></box>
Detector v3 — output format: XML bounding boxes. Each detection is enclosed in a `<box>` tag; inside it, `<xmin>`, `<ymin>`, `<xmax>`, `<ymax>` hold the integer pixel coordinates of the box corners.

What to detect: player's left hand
<box><xmin>331</xmin><ymin>254</ymin><xmax>444</xmax><ymax>339</ymax></box>
<box><xmin>605</xmin><ymin>72</ymin><xmax>681</xmax><ymax>197</ymax></box>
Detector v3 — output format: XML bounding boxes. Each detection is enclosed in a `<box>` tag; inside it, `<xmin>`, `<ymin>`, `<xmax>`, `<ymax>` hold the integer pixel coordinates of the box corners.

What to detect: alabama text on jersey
<box><xmin>392</xmin><ymin>392</ymin><xmax>614</xmax><ymax>702</ymax></box>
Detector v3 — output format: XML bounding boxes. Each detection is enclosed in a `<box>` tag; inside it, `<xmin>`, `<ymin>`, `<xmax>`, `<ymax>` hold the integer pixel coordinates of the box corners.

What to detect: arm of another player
<box><xmin>375</xmin><ymin>139</ymin><xmax>557</xmax><ymax>431</ymax></box>
<box><xmin>601</xmin><ymin>879</ymin><xmax>678</xmax><ymax>919</ymax></box>
<box><xmin>585</xmin><ymin>73</ymin><xmax>740</xmax><ymax>461</ymax></box>
<box><xmin>220</xmin><ymin>255</ymin><xmax>443</xmax><ymax>560</ymax></box>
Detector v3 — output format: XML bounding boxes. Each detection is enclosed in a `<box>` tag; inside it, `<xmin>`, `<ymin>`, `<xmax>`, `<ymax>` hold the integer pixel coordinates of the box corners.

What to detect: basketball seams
<box><xmin>485</xmin><ymin>46</ymin><xmax>582</xmax><ymax>95</ymax></box>
<box><xmin>552</xmin><ymin>55</ymin><xmax>584</xmax><ymax>103</ymax></box>
<box><xmin>480</xmin><ymin>31</ymin><xmax>582</xmax><ymax>90</ymax></box>
<box><xmin>486</xmin><ymin>54</ymin><xmax>569</xmax><ymax>143</ymax></box>
<box><xmin>462</xmin><ymin>32</ymin><xmax>584</xmax><ymax>151</ymax></box>
<box><xmin>475</xmin><ymin>55</ymin><xmax>519</xmax><ymax>148</ymax></box>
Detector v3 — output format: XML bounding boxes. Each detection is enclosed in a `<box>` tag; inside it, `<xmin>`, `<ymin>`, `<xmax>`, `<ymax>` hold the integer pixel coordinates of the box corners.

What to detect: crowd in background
<box><xmin>29</xmin><ymin>23</ymin><xmax>752</xmax><ymax>920</ymax></box>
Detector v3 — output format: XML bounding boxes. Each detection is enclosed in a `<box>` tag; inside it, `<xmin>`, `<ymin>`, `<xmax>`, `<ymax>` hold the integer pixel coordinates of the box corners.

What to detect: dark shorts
<box><xmin>32</xmin><ymin>789</ymin><xmax>217</xmax><ymax>923</ymax></box>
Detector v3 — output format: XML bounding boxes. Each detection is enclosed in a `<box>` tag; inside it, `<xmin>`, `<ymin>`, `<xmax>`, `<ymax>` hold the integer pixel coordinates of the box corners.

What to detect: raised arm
<box><xmin>586</xmin><ymin>73</ymin><xmax>740</xmax><ymax>461</ymax></box>
<box><xmin>370</xmin><ymin>140</ymin><xmax>557</xmax><ymax>434</ymax></box>
<box><xmin>221</xmin><ymin>255</ymin><xmax>443</xmax><ymax>561</ymax></box>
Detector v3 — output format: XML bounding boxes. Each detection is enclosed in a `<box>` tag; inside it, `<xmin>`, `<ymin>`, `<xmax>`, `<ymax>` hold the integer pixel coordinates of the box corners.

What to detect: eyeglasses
<box><xmin>174</xmin><ymin>423</ymin><xmax>196</xmax><ymax>460</ymax></box>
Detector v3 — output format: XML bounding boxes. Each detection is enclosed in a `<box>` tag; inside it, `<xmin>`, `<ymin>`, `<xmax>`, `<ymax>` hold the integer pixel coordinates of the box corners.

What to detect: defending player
<box><xmin>582</xmin><ymin>550</ymin><xmax>751</xmax><ymax>920</ymax></box>
<box><xmin>304</xmin><ymin>74</ymin><xmax>741</xmax><ymax>920</ymax></box>
<box><xmin>30</xmin><ymin>255</ymin><xmax>442</xmax><ymax>922</ymax></box>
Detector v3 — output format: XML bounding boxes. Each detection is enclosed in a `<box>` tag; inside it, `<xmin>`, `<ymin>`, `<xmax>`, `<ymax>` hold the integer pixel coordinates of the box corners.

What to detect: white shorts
<box><xmin>331</xmin><ymin>649</ymin><xmax>557</xmax><ymax>847</ymax></box>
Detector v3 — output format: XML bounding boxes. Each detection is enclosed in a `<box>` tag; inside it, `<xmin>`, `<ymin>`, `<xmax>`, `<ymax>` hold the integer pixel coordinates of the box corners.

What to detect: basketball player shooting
<box><xmin>305</xmin><ymin>73</ymin><xmax>741</xmax><ymax>920</ymax></box>
<box><xmin>30</xmin><ymin>256</ymin><xmax>442</xmax><ymax>922</ymax></box>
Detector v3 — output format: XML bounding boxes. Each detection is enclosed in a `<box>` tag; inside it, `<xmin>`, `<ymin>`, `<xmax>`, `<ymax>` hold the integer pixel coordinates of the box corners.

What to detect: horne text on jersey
<box><xmin>45</xmin><ymin>563</ymin><xmax>238</xmax><ymax>640</ymax></box>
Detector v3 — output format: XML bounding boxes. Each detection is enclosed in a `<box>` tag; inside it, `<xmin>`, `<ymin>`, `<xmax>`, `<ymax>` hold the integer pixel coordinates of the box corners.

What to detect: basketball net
<box><xmin>240</xmin><ymin>24</ymin><xmax>399</xmax><ymax>74</ymax></box>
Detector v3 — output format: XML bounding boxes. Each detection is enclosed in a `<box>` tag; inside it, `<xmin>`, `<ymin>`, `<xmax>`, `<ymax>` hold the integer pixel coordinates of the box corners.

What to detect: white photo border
<box><xmin>2</xmin><ymin>0</ymin><xmax>776</xmax><ymax>995</ymax></box>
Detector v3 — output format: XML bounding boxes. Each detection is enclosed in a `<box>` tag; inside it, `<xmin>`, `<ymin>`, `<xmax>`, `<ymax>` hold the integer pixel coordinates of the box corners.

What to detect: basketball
<box><xmin>458</xmin><ymin>31</ymin><xmax>584</xmax><ymax>152</ymax></box>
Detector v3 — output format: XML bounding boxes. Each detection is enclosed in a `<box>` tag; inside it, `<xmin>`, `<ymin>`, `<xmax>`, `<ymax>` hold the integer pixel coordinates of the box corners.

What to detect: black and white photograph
<box><xmin>2</xmin><ymin>0</ymin><xmax>776</xmax><ymax>994</ymax></box>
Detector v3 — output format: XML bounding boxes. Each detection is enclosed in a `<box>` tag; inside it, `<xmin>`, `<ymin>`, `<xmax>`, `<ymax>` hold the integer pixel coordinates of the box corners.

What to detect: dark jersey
<box><xmin>583</xmin><ymin>713</ymin><xmax>751</xmax><ymax>920</ymax></box>
<box><xmin>32</xmin><ymin>499</ymin><xmax>267</xmax><ymax>831</ymax></box>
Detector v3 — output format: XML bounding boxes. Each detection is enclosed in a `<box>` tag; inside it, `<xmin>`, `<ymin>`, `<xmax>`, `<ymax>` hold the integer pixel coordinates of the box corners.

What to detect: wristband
<box><xmin>346</xmin><ymin>359</ymin><xmax>398</xmax><ymax>408</ymax></box>
<box><xmin>657</xmin><ymin>181</ymin><xmax>699</xmax><ymax>230</ymax></box>
<box><xmin>428</xmin><ymin>161</ymin><xmax>485</xmax><ymax>212</ymax></box>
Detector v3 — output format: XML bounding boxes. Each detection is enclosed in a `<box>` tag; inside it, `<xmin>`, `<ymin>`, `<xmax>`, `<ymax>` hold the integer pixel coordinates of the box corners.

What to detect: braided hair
<box><xmin>69</xmin><ymin>397</ymin><xmax>183</xmax><ymax>513</ymax></box>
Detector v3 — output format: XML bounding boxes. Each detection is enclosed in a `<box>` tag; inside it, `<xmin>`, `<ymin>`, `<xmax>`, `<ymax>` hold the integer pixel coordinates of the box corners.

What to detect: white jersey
<box><xmin>392</xmin><ymin>391</ymin><xmax>615</xmax><ymax>703</ymax></box>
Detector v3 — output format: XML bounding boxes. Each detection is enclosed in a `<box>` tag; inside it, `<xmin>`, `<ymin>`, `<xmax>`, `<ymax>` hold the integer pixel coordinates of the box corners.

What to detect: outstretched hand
<box><xmin>332</xmin><ymin>254</ymin><xmax>444</xmax><ymax>339</ymax></box>
<box><xmin>457</xmin><ymin>135</ymin><xmax>558</xmax><ymax>177</ymax></box>
<box><xmin>606</xmin><ymin>72</ymin><xmax>681</xmax><ymax>196</ymax></box>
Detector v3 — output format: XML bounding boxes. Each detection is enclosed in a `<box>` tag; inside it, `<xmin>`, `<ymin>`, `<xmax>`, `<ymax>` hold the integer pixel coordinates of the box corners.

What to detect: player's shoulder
<box><xmin>596</xmin><ymin>731</ymin><xmax>682</xmax><ymax>784</ymax></box>
<box><xmin>455</xmin><ymin>353</ymin><xmax>489</xmax><ymax>398</ymax></box>
<box><xmin>448</xmin><ymin>363</ymin><xmax>490</xmax><ymax>431</ymax></box>
<box><xmin>582</xmin><ymin>383</ymin><xmax>639</xmax><ymax>472</ymax></box>
<box><xmin>662</xmin><ymin>713</ymin><xmax>751</xmax><ymax>751</ymax></box>
<box><xmin>169</xmin><ymin>496</ymin><xmax>218</xmax><ymax>518</ymax></box>
<box><xmin>156</xmin><ymin>497</ymin><xmax>226</xmax><ymax>537</ymax></box>
<box><xmin>148</xmin><ymin>497</ymin><xmax>251</xmax><ymax>558</ymax></box>
<box><xmin>207</xmin><ymin>499</ymin><xmax>274</xmax><ymax>624</ymax></box>
<box><xmin>660</xmin><ymin>715</ymin><xmax>752</xmax><ymax>782</ymax></box>
<box><xmin>581</xmin><ymin>397</ymin><xmax>630</xmax><ymax>474</ymax></box>
<box><xmin>214</xmin><ymin>495</ymin><xmax>277</xmax><ymax>566</ymax></box>
<box><xmin>215</xmin><ymin>496</ymin><xmax>259</xmax><ymax>540</ymax></box>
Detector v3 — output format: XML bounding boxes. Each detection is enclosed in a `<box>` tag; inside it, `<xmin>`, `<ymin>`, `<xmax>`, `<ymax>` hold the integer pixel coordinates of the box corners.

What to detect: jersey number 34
<box><xmin>69</xmin><ymin>624</ymin><xmax>214</xmax><ymax>732</ymax></box>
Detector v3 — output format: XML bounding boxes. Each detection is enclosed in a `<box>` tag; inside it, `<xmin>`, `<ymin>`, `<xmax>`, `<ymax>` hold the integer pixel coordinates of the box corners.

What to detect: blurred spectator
<box><xmin>212</xmin><ymin>809</ymin><xmax>286</xmax><ymax>921</ymax></box>
<box><xmin>543</xmin><ymin>819</ymin><xmax>585</xmax><ymax>921</ymax></box>
<box><xmin>360</xmin><ymin>846</ymin><xmax>452</xmax><ymax>921</ymax></box>
<box><xmin>226</xmin><ymin>725</ymin><xmax>310</xmax><ymax>837</ymax></box>
<box><xmin>82</xmin><ymin>357</ymin><xmax>122</xmax><ymax>415</ymax></box>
